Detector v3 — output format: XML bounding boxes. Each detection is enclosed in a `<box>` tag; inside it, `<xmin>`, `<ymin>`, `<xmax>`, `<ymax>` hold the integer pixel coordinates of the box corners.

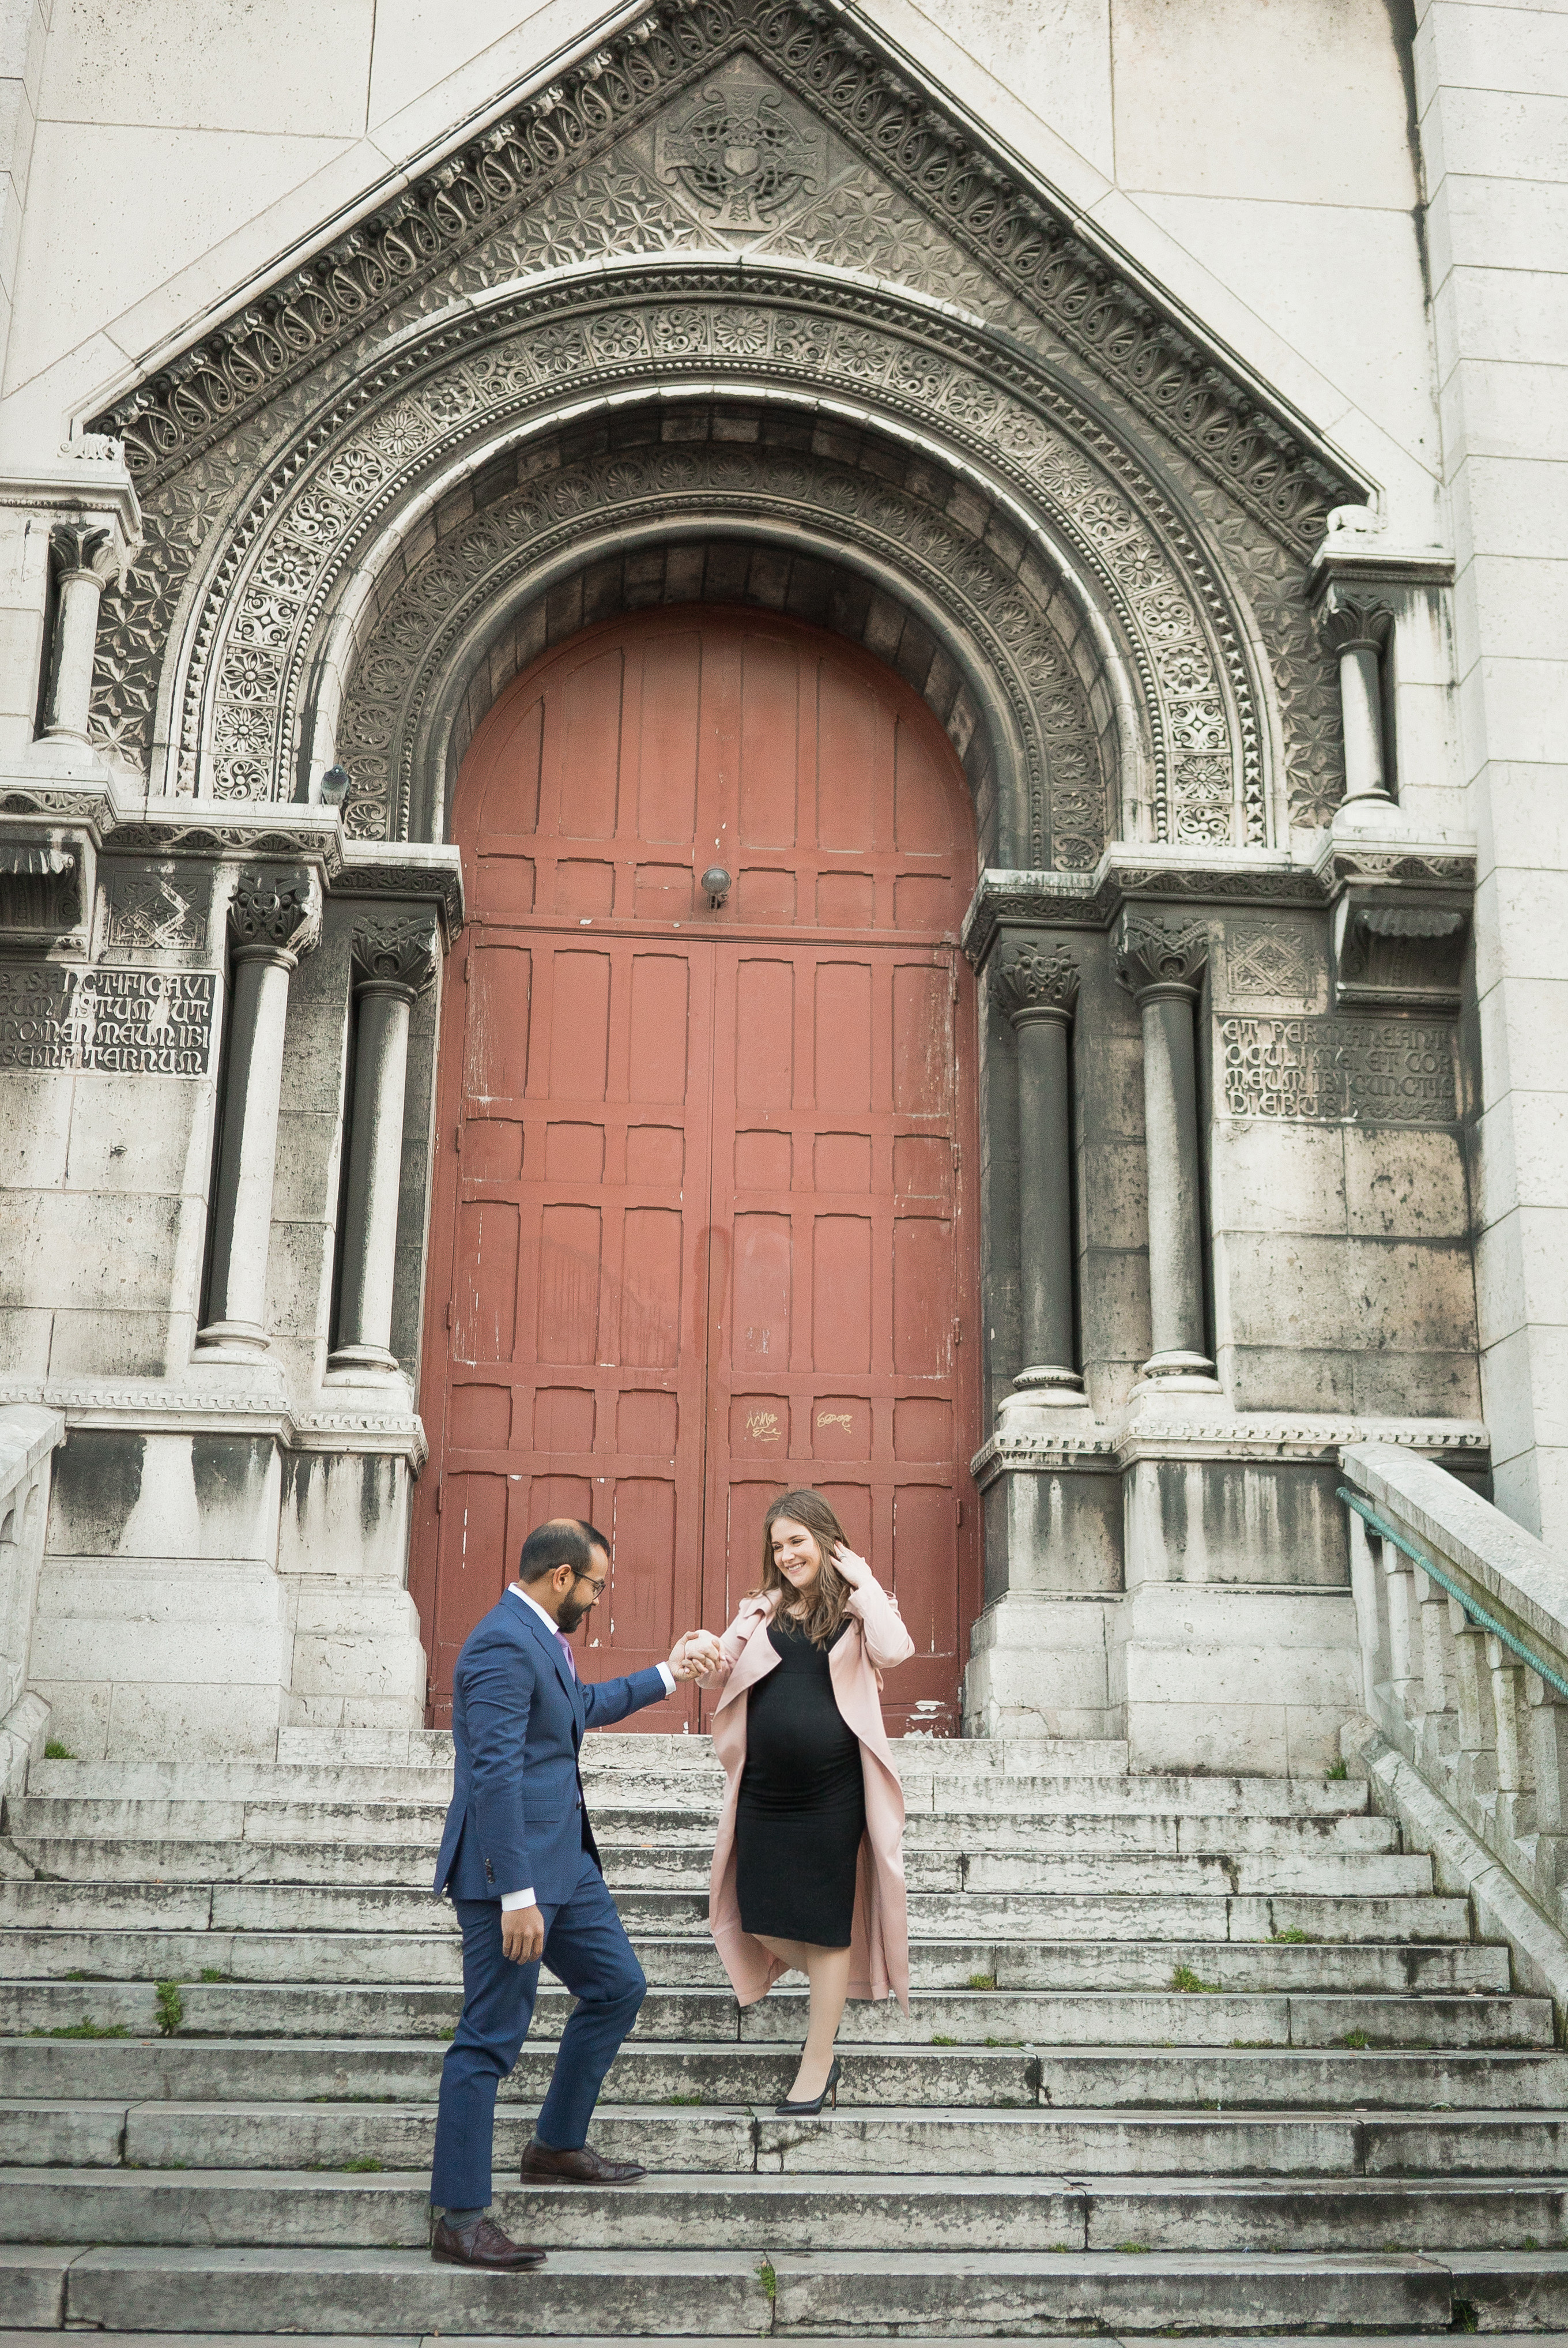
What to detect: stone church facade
<box><xmin>0</xmin><ymin>0</ymin><xmax>1556</xmax><ymax>1781</ymax></box>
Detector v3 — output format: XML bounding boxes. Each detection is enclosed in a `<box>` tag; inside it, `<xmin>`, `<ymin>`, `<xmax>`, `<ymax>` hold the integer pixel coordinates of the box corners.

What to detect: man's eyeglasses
<box><xmin>572</xmin><ymin>1568</ymin><xmax>608</xmax><ymax>1598</ymax></box>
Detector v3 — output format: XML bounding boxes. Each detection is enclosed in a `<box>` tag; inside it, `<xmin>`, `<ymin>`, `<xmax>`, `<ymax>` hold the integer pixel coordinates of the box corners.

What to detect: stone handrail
<box><xmin>0</xmin><ymin>1405</ymin><xmax>64</xmax><ymax>1793</ymax></box>
<box><xmin>1340</xmin><ymin>1439</ymin><xmax>1568</xmax><ymax>2017</ymax></box>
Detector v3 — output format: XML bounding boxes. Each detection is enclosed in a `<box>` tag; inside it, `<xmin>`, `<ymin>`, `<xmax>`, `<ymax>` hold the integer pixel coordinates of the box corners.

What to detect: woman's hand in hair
<box><xmin>831</xmin><ymin>1544</ymin><xmax>870</xmax><ymax>1588</ymax></box>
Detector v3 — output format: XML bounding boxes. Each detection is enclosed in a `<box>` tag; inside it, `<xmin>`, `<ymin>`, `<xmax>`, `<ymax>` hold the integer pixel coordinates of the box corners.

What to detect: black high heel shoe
<box><xmin>775</xmin><ymin>2056</ymin><xmax>841</xmax><ymax>2116</ymax></box>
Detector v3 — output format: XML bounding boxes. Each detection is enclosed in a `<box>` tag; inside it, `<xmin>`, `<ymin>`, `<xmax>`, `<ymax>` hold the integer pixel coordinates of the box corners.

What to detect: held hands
<box><xmin>502</xmin><ymin>1903</ymin><xmax>545</xmax><ymax>1965</ymax></box>
<box><xmin>668</xmin><ymin>1628</ymin><xmax>725</xmax><ymax>1683</ymax></box>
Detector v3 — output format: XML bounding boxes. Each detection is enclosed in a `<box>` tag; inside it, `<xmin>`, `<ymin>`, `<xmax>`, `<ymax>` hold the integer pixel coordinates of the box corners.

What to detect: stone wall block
<box><xmin>42</xmin><ymin>1309</ymin><xmax>173</xmax><ymax>1379</ymax></box>
<box><xmin>61</xmin><ymin>1070</ymin><xmax>212</xmax><ymax>1199</ymax></box>
<box><xmin>29</xmin><ymin>1552</ymin><xmax>292</xmax><ymax>1760</ymax></box>
<box><xmin>1123</xmin><ymin>1457</ymin><xmax>1351</xmax><ymax>1593</ymax></box>
<box><xmin>961</xmin><ymin>1593</ymin><xmax>1115</xmax><ymax>1740</ymax></box>
<box><xmin>45</xmin><ymin>1431</ymin><xmax>280</xmax><ymax>1564</ymax></box>
<box><xmin>277</xmin><ymin>1451</ymin><xmax>411</xmax><ymax>1584</ymax></box>
<box><xmin>1350</xmin><ymin>1346</ymin><xmax>1482</xmax><ymax>1419</ymax></box>
<box><xmin>1343</xmin><ymin>1126</ymin><xmax>1470</xmax><ymax>1239</ymax></box>
<box><xmin>1226</xmin><ymin>1344</ymin><xmax>1357</xmax><ymax>1415</ymax></box>
<box><xmin>1210</xmin><ymin>1120</ymin><xmax>1348</xmax><ymax>1237</ymax></box>
<box><xmin>0</xmin><ymin>1074</ymin><xmax>70</xmax><ymax>1189</ymax></box>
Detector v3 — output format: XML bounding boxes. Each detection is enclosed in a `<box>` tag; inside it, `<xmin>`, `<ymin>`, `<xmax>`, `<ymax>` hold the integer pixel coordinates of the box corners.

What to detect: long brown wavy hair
<box><xmin>756</xmin><ymin>1488</ymin><xmax>855</xmax><ymax>1649</ymax></box>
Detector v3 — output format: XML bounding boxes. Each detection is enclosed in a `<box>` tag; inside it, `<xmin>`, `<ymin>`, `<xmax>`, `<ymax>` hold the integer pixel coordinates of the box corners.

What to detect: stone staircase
<box><xmin>2</xmin><ymin>1732</ymin><xmax>1567</xmax><ymax>2338</ymax></box>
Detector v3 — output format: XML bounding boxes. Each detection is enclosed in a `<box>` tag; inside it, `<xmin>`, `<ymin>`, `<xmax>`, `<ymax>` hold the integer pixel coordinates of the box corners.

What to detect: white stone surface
<box><xmin>0</xmin><ymin>1402</ymin><xmax>61</xmax><ymax>1735</ymax></box>
<box><xmin>962</xmin><ymin>1593</ymin><xmax>1115</xmax><ymax>1740</ymax></box>
<box><xmin>0</xmin><ymin>0</ymin><xmax>1562</xmax><ymax>1766</ymax></box>
<box><xmin>1112</xmin><ymin>1584</ymin><xmax>1365</xmax><ymax>1777</ymax></box>
<box><xmin>1433</xmin><ymin>0</ymin><xmax>1568</xmax><ymax>1544</ymax></box>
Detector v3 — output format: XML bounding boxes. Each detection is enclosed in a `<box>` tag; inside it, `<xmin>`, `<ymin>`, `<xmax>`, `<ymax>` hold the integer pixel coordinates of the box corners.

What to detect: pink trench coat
<box><xmin>706</xmin><ymin>1571</ymin><xmax>916</xmax><ymax>2012</ymax></box>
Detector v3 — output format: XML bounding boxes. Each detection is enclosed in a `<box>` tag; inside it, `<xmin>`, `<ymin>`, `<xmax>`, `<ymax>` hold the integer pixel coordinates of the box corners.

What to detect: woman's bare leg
<box><xmin>757</xmin><ymin>1933</ymin><xmax>851</xmax><ymax>2101</ymax></box>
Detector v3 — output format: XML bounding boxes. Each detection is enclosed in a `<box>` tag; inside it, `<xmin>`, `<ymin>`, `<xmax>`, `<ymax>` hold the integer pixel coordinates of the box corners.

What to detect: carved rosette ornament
<box><xmin>1114</xmin><ymin>912</ymin><xmax>1211</xmax><ymax>1003</ymax></box>
<box><xmin>350</xmin><ymin>915</ymin><xmax>440</xmax><ymax>998</ymax></box>
<box><xmin>992</xmin><ymin>939</ymin><xmax>1081</xmax><ymax>1029</ymax></box>
<box><xmin>227</xmin><ymin>868</ymin><xmax>322</xmax><ymax>966</ymax></box>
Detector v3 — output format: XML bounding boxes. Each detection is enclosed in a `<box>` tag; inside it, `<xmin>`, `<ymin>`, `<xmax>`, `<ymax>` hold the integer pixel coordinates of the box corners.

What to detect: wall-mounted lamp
<box><xmin>702</xmin><ymin>865</ymin><xmax>732</xmax><ymax>908</ymax></box>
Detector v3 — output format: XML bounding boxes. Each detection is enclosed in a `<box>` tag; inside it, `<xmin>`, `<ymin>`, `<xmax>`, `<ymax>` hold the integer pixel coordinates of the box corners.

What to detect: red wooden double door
<box><xmin>412</xmin><ymin>609</ymin><xmax>981</xmax><ymax>1733</ymax></box>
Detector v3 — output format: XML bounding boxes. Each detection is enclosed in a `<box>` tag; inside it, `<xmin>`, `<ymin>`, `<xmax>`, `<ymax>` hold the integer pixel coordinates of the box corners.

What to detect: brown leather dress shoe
<box><xmin>431</xmin><ymin>2214</ymin><xmax>546</xmax><ymax>2268</ymax></box>
<box><xmin>518</xmin><ymin>2136</ymin><xmax>647</xmax><ymax>2185</ymax></box>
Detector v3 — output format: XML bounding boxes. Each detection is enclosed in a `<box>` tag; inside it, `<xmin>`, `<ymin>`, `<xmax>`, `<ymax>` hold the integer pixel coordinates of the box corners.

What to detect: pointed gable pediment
<box><xmin>93</xmin><ymin>2</ymin><xmax>1364</xmax><ymax>551</ymax></box>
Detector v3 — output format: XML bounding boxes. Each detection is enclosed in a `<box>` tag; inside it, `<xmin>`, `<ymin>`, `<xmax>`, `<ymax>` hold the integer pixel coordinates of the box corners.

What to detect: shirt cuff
<box><xmin>657</xmin><ymin>1661</ymin><xmax>676</xmax><ymax>1695</ymax></box>
<box><xmin>500</xmin><ymin>1888</ymin><xmax>535</xmax><ymax>1911</ymax></box>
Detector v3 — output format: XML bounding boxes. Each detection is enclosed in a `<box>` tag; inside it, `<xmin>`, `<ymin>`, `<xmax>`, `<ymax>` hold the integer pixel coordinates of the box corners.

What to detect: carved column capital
<box><xmin>350</xmin><ymin>913</ymin><xmax>440</xmax><ymax>999</ymax></box>
<box><xmin>1114</xmin><ymin>910</ymin><xmax>1211</xmax><ymax>1003</ymax></box>
<box><xmin>228</xmin><ymin>868</ymin><xmax>321</xmax><ymax>967</ymax></box>
<box><xmin>1313</xmin><ymin>591</ymin><xmax>1395</xmax><ymax>658</ymax></box>
<box><xmin>48</xmin><ymin>520</ymin><xmax>125</xmax><ymax>587</ymax></box>
<box><xmin>991</xmin><ymin>937</ymin><xmax>1080</xmax><ymax>1028</ymax></box>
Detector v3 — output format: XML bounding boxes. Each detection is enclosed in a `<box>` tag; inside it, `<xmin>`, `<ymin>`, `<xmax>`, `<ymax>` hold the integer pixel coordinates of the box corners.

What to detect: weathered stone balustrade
<box><xmin>1341</xmin><ymin>1440</ymin><xmax>1568</xmax><ymax>2014</ymax></box>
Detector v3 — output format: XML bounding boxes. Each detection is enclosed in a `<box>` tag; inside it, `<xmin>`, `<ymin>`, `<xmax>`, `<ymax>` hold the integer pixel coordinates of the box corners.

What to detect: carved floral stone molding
<box><xmin>1114</xmin><ymin>908</ymin><xmax>1211</xmax><ymax>999</ymax></box>
<box><xmin>332</xmin><ymin>434</ymin><xmax>1107</xmax><ymax>861</ymax></box>
<box><xmin>77</xmin><ymin>1</ymin><xmax>1371</xmax><ymax>860</ymax></box>
<box><xmin>1313</xmin><ymin>594</ymin><xmax>1395</xmax><ymax>657</ymax></box>
<box><xmin>228</xmin><ymin>867</ymin><xmax>322</xmax><ymax>963</ymax></box>
<box><xmin>991</xmin><ymin>938</ymin><xmax>1081</xmax><ymax>1026</ymax></box>
<box><xmin>89</xmin><ymin>0</ymin><xmax>1358</xmax><ymax>559</ymax></box>
<box><xmin>350</xmin><ymin>913</ymin><xmax>440</xmax><ymax>996</ymax></box>
<box><xmin>179</xmin><ymin>287</ymin><xmax>1252</xmax><ymax>855</ymax></box>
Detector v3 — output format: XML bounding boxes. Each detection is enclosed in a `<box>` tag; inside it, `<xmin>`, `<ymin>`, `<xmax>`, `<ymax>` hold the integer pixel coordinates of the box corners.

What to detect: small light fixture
<box><xmin>702</xmin><ymin>864</ymin><xmax>732</xmax><ymax>908</ymax></box>
<box><xmin>321</xmin><ymin>764</ymin><xmax>352</xmax><ymax>808</ymax></box>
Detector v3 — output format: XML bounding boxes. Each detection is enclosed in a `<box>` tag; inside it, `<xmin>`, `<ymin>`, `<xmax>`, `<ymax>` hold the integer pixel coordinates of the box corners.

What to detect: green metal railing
<box><xmin>1339</xmin><ymin>1485</ymin><xmax>1568</xmax><ymax>1705</ymax></box>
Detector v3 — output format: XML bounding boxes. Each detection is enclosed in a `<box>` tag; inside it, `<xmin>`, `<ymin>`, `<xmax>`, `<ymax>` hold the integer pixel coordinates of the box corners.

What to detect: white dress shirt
<box><xmin>497</xmin><ymin>1582</ymin><xmax>676</xmax><ymax>1910</ymax></box>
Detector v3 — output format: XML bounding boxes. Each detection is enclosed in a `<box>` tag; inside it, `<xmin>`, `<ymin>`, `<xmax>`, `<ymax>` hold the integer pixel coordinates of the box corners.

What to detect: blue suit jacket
<box><xmin>433</xmin><ymin>1590</ymin><xmax>670</xmax><ymax>1907</ymax></box>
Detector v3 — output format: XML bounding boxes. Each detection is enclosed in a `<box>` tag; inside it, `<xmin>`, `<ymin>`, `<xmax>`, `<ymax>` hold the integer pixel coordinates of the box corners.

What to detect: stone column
<box><xmin>990</xmin><ymin>937</ymin><xmax>1084</xmax><ymax>1412</ymax></box>
<box><xmin>1115</xmin><ymin>910</ymin><xmax>1220</xmax><ymax>1394</ymax></box>
<box><xmin>198</xmin><ymin>870</ymin><xmax>322</xmax><ymax>1358</ymax></box>
<box><xmin>40</xmin><ymin>524</ymin><xmax>123</xmax><ymax>746</ymax></box>
<box><xmin>1315</xmin><ymin>593</ymin><xmax>1395</xmax><ymax>809</ymax></box>
<box><xmin>329</xmin><ymin>916</ymin><xmax>439</xmax><ymax>1379</ymax></box>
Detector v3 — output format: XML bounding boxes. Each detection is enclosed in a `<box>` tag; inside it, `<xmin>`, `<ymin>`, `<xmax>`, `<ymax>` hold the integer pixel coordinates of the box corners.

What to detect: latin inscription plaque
<box><xmin>1219</xmin><ymin>1014</ymin><xmax>1455</xmax><ymax>1124</ymax></box>
<box><xmin>0</xmin><ymin>965</ymin><xmax>216</xmax><ymax>1075</ymax></box>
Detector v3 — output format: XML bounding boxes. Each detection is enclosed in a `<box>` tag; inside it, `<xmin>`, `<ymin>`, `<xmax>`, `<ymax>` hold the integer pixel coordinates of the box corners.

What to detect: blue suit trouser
<box><xmin>429</xmin><ymin>1853</ymin><xmax>647</xmax><ymax>2211</ymax></box>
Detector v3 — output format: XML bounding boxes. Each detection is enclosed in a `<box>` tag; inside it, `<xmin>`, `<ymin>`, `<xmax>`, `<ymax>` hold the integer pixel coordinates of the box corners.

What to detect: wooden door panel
<box><xmin>416</xmin><ymin>608</ymin><xmax>980</xmax><ymax>1733</ymax></box>
<box><xmin>417</xmin><ymin>918</ymin><xmax>715</xmax><ymax>1727</ymax></box>
<box><xmin>702</xmin><ymin>937</ymin><xmax>977</xmax><ymax>1736</ymax></box>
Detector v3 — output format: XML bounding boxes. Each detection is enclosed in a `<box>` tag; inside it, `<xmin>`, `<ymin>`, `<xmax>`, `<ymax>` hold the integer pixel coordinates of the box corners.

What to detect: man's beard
<box><xmin>556</xmin><ymin>1593</ymin><xmax>591</xmax><ymax>1635</ymax></box>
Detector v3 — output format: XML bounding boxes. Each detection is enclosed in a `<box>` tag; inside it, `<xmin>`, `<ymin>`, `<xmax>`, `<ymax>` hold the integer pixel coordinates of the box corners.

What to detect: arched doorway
<box><xmin>411</xmin><ymin>607</ymin><xmax>982</xmax><ymax>1733</ymax></box>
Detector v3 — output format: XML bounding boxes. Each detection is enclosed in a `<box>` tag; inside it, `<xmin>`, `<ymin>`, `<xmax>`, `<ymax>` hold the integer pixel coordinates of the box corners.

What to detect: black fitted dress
<box><xmin>735</xmin><ymin>1613</ymin><xmax>866</xmax><ymax>1947</ymax></box>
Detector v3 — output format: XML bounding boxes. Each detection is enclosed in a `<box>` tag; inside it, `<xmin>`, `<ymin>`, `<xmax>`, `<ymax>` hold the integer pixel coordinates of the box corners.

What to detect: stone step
<box><xmin>1</xmin><ymin>1977</ymin><xmax>1546</xmax><ymax>2049</ymax></box>
<box><xmin>0</xmin><ymin>1878</ymin><xmax>1469</xmax><ymax>1943</ymax></box>
<box><xmin>1</xmin><ymin>1797</ymin><xmax>1390</xmax><ymax>1851</ymax></box>
<box><xmin>0</xmin><ymin>2335</ymin><xmax>1536</xmax><ymax>2348</ymax></box>
<box><xmin>6</xmin><ymin>2165</ymin><xmax>1568</xmax><ymax>2252</ymax></box>
<box><xmin>3</xmin><ymin>1837</ymin><xmax>1434</xmax><ymax>1899</ymax></box>
<box><xmin>10</xmin><ymin>1772</ymin><xmax>1374</xmax><ymax>1819</ymax></box>
<box><xmin>0</xmin><ymin>2239</ymin><xmax>1452</xmax><ymax>2335</ymax></box>
<box><xmin>11</xmin><ymin>2037</ymin><xmax>1560</xmax><ymax>2109</ymax></box>
<box><xmin>9</xmin><ymin>2097</ymin><xmax>1568</xmax><ymax>2176</ymax></box>
<box><xmin>0</xmin><ymin>1928</ymin><xmax>1509</xmax><ymax>1996</ymax></box>
<box><xmin>267</xmin><ymin>1726</ymin><xmax>1133</xmax><ymax>1775</ymax></box>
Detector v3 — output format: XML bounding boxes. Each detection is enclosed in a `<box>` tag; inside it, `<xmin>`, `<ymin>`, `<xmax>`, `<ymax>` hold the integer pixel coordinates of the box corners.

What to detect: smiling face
<box><xmin>770</xmin><ymin>1514</ymin><xmax>823</xmax><ymax>1601</ymax></box>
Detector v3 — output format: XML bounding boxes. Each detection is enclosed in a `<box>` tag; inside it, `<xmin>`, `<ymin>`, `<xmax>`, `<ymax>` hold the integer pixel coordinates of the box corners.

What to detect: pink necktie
<box><xmin>556</xmin><ymin>1631</ymin><xmax>577</xmax><ymax>1680</ymax></box>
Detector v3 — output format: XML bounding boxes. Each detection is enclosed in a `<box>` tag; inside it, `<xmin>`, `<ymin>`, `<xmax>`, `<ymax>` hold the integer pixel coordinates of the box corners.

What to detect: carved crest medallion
<box><xmin>655</xmin><ymin>83</ymin><xmax>826</xmax><ymax>228</ymax></box>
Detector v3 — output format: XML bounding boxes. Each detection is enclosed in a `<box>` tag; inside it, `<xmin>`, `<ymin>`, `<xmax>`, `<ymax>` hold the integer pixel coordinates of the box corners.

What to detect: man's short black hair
<box><xmin>516</xmin><ymin>1517</ymin><xmax>610</xmax><ymax>1585</ymax></box>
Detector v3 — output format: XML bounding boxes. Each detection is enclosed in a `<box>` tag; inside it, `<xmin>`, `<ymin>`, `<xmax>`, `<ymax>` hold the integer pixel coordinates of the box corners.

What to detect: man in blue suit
<box><xmin>428</xmin><ymin>1515</ymin><xmax>720</xmax><ymax>2270</ymax></box>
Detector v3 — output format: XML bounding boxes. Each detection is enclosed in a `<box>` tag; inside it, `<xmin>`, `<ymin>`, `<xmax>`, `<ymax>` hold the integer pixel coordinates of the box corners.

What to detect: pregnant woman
<box><xmin>700</xmin><ymin>1487</ymin><xmax>914</xmax><ymax>2113</ymax></box>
